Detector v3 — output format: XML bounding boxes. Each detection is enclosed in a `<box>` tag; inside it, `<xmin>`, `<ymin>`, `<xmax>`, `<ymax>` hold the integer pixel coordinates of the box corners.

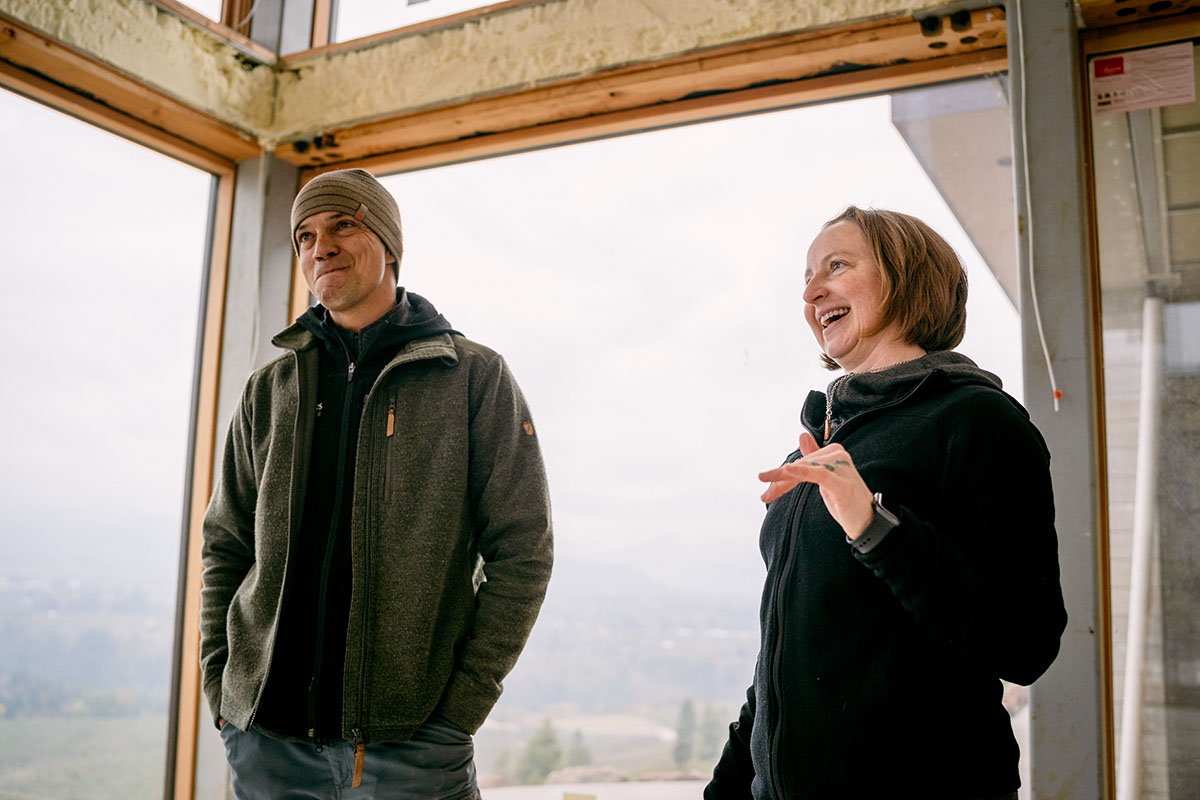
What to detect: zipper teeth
<box><xmin>340</xmin><ymin>352</ymin><xmax>432</xmax><ymax>740</ymax></box>
<box><xmin>769</xmin><ymin>482</ymin><xmax>810</xmax><ymax>800</ymax></box>
<box><xmin>357</xmin><ymin>460</ymin><xmax>372</xmax><ymax>739</ymax></box>
<box><xmin>308</xmin><ymin>355</ymin><xmax>359</xmax><ymax>738</ymax></box>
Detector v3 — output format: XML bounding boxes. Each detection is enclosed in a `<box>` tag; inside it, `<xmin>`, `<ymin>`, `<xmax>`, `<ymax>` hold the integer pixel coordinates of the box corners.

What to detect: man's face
<box><xmin>296</xmin><ymin>210</ymin><xmax>397</xmax><ymax>325</ymax></box>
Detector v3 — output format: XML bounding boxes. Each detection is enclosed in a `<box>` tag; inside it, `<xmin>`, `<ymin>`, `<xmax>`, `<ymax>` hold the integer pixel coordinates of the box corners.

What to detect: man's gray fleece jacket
<box><xmin>199</xmin><ymin>323</ymin><xmax>553</xmax><ymax>743</ymax></box>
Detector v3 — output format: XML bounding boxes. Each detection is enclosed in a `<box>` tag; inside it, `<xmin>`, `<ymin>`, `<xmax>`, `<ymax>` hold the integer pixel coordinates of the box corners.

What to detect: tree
<box><xmin>674</xmin><ymin>698</ymin><xmax>696</xmax><ymax>767</ymax></box>
<box><xmin>492</xmin><ymin>747</ymin><xmax>513</xmax><ymax>784</ymax></box>
<box><xmin>515</xmin><ymin>718</ymin><xmax>563</xmax><ymax>785</ymax></box>
<box><xmin>699</xmin><ymin>703</ymin><xmax>725</xmax><ymax>760</ymax></box>
<box><xmin>566</xmin><ymin>729</ymin><xmax>592</xmax><ymax>766</ymax></box>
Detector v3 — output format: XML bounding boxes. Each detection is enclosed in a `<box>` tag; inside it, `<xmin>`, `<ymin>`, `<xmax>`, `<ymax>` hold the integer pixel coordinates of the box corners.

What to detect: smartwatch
<box><xmin>848</xmin><ymin>492</ymin><xmax>900</xmax><ymax>554</ymax></box>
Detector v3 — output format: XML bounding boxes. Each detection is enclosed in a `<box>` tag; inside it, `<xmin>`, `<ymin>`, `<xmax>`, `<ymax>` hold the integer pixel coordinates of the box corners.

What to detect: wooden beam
<box><xmin>310</xmin><ymin>0</ymin><xmax>333</xmax><ymax>49</ymax></box>
<box><xmin>223</xmin><ymin>0</ymin><xmax>255</xmax><ymax>38</ymax></box>
<box><xmin>172</xmin><ymin>170</ymin><xmax>235</xmax><ymax>800</ymax></box>
<box><xmin>0</xmin><ymin>61</ymin><xmax>239</xmax><ymax>176</ymax></box>
<box><xmin>0</xmin><ymin>12</ymin><xmax>262</xmax><ymax>166</ymax></box>
<box><xmin>1077</xmin><ymin>0</ymin><xmax>1200</xmax><ymax>30</ymax></box>
<box><xmin>289</xmin><ymin>261</ymin><xmax>311</xmax><ymax>324</ymax></box>
<box><xmin>1081</xmin><ymin>11</ymin><xmax>1200</xmax><ymax>55</ymax></box>
<box><xmin>277</xmin><ymin>7</ymin><xmax>1006</xmax><ymax>169</ymax></box>
<box><xmin>310</xmin><ymin>47</ymin><xmax>1004</xmax><ymax>178</ymax></box>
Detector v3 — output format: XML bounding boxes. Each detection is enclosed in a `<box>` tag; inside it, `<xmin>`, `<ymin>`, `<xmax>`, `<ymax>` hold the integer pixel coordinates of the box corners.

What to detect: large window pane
<box><xmin>368</xmin><ymin>80</ymin><xmax>1020</xmax><ymax>795</ymax></box>
<box><xmin>178</xmin><ymin>0</ymin><xmax>224</xmax><ymax>21</ymax></box>
<box><xmin>335</xmin><ymin>0</ymin><xmax>501</xmax><ymax>43</ymax></box>
<box><xmin>1093</xmin><ymin>41</ymin><xmax>1200</xmax><ymax>800</ymax></box>
<box><xmin>0</xmin><ymin>89</ymin><xmax>211</xmax><ymax>798</ymax></box>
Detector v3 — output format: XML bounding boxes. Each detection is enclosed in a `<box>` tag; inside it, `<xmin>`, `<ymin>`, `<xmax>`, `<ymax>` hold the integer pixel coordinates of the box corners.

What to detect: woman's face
<box><xmin>803</xmin><ymin>220</ymin><xmax>911</xmax><ymax>372</ymax></box>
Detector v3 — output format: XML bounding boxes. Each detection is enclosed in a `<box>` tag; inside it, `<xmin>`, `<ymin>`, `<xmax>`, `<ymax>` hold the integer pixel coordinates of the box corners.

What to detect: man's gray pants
<box><xmin>220</xmin><ymin>715</ymin><xmax>480</xmax><ymax>800</ymax></box>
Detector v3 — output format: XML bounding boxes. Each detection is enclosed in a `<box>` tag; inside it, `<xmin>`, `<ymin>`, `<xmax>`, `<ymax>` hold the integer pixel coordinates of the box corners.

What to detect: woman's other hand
<box><xmin>759</xmin><ymin>432</ymin><xmax>876</xmax><ymax>540</ymax></box>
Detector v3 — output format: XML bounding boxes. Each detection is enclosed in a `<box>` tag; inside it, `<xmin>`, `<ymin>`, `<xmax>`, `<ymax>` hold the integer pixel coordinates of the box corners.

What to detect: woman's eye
<box><xmin>830</xmin><ymin>260</ymin><xmax>845</xmax><ymax>271</ymax></box>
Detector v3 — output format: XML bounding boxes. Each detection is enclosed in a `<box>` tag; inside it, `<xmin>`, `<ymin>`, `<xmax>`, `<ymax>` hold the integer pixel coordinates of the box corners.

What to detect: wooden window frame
<box><xmin>1</xmin><ymin>5</ymin><xmax>1023</xmax><ymax>798</ymax></box>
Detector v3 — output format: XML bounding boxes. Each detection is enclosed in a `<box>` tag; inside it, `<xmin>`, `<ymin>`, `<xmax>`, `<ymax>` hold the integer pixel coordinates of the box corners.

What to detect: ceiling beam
<box><xmin>277</xmin><ymin>8</ymin><xmax>1007</xmax><ymax>172</ymax></box>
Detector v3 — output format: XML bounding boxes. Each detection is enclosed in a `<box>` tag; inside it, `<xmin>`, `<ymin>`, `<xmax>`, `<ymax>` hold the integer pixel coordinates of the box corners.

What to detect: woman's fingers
<box><xmin>758</xmin><ymin>451</ymin><xmax>876</xmax><ymax>537</ymax></box>
<box><xmin>758</xmin><ymin>460</ymin><xmax>825</xmax><ymax>504</ymax></box>
<box><xmin>798</xmin><ymin>431</ymin><xmax>820</xmax><ymax>457</ymax></box>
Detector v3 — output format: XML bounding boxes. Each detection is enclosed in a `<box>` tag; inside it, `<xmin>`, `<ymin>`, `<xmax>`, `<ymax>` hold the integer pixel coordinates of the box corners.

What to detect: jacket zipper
<box><xmin>765</xmin><ymin>371</ymin><xmax>941</xmax><ymax>792</ymax></box>
<box><xmin>812</xmin><ymin>371</ymin><xmax>939</xmax><ymax>445</ymax></box>
<box><xmin>767</xmin><ymin>482</ymin><xmax>811</xmax><ymax>800</ymax></box>
<box><xmin>307</xmin><ymin>358</ymin><xmax>357</xmax><ymax>741</ymax></box>
<box><xmin>248</xmin><ymin>332</ymin><xmax>445</xmax><ymax>743</ymax></box>
<box><xmin>351</xmin><ymin>360</ymin><xmax>411</xmax><ymax>753</ymax></box>
<box><xmin>383</xmin><ymin>403</ymin><xmax>396</xmax><ymax>502</ymax></box>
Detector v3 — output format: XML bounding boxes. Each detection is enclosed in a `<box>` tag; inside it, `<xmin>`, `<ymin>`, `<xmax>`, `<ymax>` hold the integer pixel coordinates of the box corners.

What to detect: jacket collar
<box><xmin>272</xmin><ymin>323</ymin><xmax>459</xmax><ymax>368</ymax></box>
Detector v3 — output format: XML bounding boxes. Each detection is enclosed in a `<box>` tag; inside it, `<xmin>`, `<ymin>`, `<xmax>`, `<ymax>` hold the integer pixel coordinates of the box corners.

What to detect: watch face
<box><xmin>873</xmin><ymin>493</ymin><xmax>900</xmax><ymax>526</ymax></box>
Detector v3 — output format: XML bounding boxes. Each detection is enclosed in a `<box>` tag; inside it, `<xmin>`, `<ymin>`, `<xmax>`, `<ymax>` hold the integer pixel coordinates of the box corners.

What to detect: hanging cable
<box><xmin>1012</xmin><ymin>0</ymin><xmax>1062</xmax><ymax>412</ymax></box>
<box><xmin>234</xmin><ymin>0</ymin><xmax>260</xmax><ymax>31</ymax></box>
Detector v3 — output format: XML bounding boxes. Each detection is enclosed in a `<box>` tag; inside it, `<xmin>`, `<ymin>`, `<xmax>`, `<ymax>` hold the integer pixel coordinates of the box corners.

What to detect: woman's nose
<box><xmin>802</xmin><ymin>276</ymin><xmax>825</xmax><ymax>303</ymax></box>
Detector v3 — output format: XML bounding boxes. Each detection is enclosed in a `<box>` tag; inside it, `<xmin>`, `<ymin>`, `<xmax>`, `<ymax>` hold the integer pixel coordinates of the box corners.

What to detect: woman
<box><xmin>705</xmin><ymin>207</ymin><xmax>1066</xmax><ymax>799</ymax></box>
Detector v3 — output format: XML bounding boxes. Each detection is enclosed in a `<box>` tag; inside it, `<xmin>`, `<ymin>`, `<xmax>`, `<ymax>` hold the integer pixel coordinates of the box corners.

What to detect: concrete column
<box><xmin>193</xmin><ymin>153</ymin><xmax>299</xmax><ymax>800</ymax></box>
<box><xmin>1009</xmin><ymin>1</ymin><xmax>1112</xmax><ymax>798</ymax></box>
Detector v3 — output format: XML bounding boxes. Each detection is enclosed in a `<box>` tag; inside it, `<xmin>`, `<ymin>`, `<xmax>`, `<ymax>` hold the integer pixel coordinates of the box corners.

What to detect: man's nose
<box><xmin>313</xmin><ymin>230</ymin><xmax>339</xmax><ymax>258</ymax></box>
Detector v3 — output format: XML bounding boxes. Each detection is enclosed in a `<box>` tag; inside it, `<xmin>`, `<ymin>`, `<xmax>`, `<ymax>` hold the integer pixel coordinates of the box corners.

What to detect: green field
<box><xmin>0</xmin><ymin>715</ymin><xmax>167</xmax><ymax>800</ymax></box>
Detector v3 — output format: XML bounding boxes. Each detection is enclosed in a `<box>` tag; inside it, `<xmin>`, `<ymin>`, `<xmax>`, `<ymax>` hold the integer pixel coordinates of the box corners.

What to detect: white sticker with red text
<box><xmin>1091</xmin><ymin>42</ymin><xmax>1195</xmax><ymax>115</ymax></box>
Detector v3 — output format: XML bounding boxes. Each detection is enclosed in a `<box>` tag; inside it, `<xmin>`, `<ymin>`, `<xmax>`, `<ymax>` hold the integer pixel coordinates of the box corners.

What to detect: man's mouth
<box><xmin>316</xmin><ymin>264</ymin><xmax>348</xmax><ymax>280</ymax></box>
<box><xmin>820</xmin><ymin>308</ymin><xmax>849</xmax><ymax>329</ymax></box>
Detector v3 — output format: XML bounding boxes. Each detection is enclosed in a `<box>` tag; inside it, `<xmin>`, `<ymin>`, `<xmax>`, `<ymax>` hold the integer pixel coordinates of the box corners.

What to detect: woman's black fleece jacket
<box><xmin>706</xmin><ymin>351</ymin><xmax>1067</xmax><ymax>800</ymax></box>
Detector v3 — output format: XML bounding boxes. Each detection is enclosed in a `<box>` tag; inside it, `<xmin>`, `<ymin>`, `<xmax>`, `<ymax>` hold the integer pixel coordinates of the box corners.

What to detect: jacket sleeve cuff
<box><xmin>203</xmin><ymin>678</ymin><xmax>223</xmax><ymax>729</ymax></box>
<box><xmin>434</xmin><ymin>670</ymin><xmax>501</xmax><ymax>734</ymax></box>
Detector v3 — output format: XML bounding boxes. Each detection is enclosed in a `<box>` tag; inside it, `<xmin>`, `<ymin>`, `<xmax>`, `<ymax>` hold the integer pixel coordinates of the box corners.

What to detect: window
<box><xmin>0</xmin><ymin>88</ymin><xmax>212</xmax><ymax>799</ymax></box>
<box><xmin>1091</xmin><ymin>40</ymin><xmax>1200</xmax><ymax>800</ymax></box>
<box><xmin>370</xmin><ymin>81</ymin><xmax>1021</xmax><ymax>793</ymax></box>
<box><xmin>335</xmin><ymin>0</ymin><xmax>504</xmax><ymax>43</ymax></box>
<box><xmin>177</xmin><ymin>0</ymin><xmax>224</xmax><ymax>21</ymax></box>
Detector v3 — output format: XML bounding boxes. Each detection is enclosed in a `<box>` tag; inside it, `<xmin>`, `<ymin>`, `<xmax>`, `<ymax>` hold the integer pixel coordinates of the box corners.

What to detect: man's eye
<box><xmin>297</xmin><ymin>232</ymin><xmax>313</xmax><ymax>242</ymax></box>
<box><xmin>337</xmin><ymin>220</ymin><xmax>355</xmax><ymax>229</ymax></box>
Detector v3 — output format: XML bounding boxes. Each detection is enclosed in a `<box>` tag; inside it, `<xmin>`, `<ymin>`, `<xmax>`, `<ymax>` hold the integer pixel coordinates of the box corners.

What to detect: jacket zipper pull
<box><xmin>347</xmin><ymin>361</ymin><xmax>356</xmax><ymax>382</ymax></box>
<box><xmin>386</xmin><ymin>404</ymin><xmax>395</xmax><ymax>437</ymax></box>
<box><xmin>351</xmin><ymin>730</ymin><xmax>365</xmax><ymax>788</ymax></box>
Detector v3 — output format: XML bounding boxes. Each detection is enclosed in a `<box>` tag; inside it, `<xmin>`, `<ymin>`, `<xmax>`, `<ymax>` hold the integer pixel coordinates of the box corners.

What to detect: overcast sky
<box><xmin>0</xmin><ymin>83</ymin><xmax>1020</xmax><ymax>608</ymax></box>
<box><xmin>382</xmin><ymin>92</ymin><xmax>1021</xmax><ymax>598</ymax></box>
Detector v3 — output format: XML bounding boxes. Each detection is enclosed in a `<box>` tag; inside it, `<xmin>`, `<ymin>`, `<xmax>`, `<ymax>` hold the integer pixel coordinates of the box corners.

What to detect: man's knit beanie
<box><xmin>290</xmin><ymin>168</ymin><xmax>403</xmax><ymax>264</ymax></box>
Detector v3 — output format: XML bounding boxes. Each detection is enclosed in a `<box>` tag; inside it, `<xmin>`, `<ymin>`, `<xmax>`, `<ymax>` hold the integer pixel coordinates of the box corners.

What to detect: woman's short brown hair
<box><xmin>819</xmin><ymin>206</ymin><xmax>968</xmax><ymax>370</ymax></box>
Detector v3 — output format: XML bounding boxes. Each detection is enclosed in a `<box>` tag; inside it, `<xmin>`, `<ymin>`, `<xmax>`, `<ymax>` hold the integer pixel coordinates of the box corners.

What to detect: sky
<box><xmin>0</xmin><ymin>89</ymin><xmax>211</xmax><ymax>595</ymax></box>
<box><xmin>0</xmin><ymin>51</ymin><xmax>1025</xmax><ymax>796</ymax></box>
<box><xmin>176</xmin><ymin>0</ymin><xmax>502</xmax><ymax>42</ymax></box>
<box><xmin>0</xmin><ymin>81</ymin><xmax>1021</xmax><ymax>607</ymax></box>
<box><xmin>381</xmin><ymin>92</ymin><xmax>1022</xmax><ymax>598</ymax></box>
<box><xmin>0</xmin><ymin>89</ymin><xmax>1027</xmax><ymax>760</ymax></box>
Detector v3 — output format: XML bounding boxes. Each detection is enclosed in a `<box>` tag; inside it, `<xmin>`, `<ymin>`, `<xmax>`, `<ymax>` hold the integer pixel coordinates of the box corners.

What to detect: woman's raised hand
<box><xmin>758</xmin><ymin>432</ymin><xmax>876</xmax><ymax>540</ymax></box>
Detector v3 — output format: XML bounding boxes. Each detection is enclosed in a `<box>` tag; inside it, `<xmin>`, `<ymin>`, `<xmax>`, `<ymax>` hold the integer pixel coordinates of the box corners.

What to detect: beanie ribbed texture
<box><xmin>290</xmin><ymin>168</ymin><xmax>403</xmax><ymax>264</ymax></box>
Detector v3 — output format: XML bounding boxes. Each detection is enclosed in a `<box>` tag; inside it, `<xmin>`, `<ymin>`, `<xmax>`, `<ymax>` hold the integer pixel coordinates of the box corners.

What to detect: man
<box><xmin>200</xmin><ymin>168</ymin><xmax>553</xmax><ymax>799</ymax></box>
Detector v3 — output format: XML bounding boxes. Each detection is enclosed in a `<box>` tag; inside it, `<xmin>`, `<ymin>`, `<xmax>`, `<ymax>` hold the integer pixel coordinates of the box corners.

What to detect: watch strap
<box><xmin>848</xmin><ymin>492</ymin><xmax>899</xmax><ymax>554</ymax></box>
